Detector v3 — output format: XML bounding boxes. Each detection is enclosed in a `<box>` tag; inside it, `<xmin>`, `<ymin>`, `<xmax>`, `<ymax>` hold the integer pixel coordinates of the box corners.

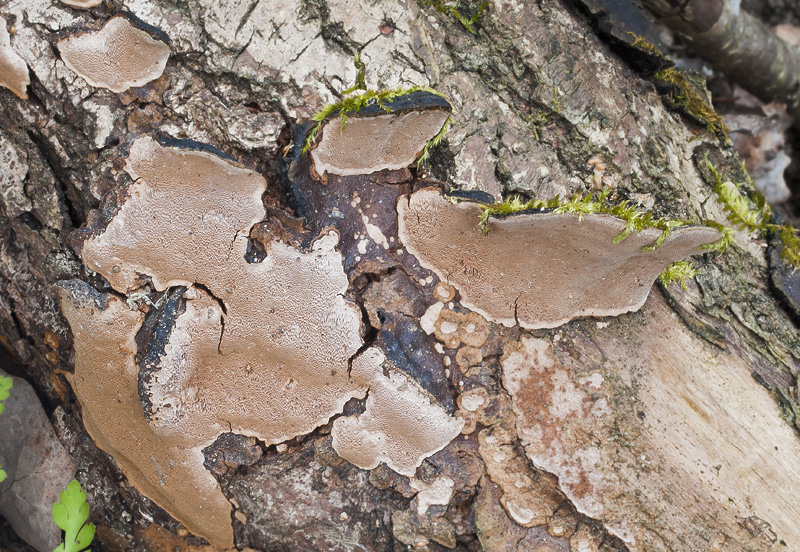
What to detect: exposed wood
<box><xmin>0</xmin><ymin>0</ymin><xmax>798</xmax><ymax>551</ymax></box>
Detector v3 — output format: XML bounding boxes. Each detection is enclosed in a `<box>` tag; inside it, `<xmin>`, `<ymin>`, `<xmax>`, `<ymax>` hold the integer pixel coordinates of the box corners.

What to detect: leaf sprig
<box><xmin>0</xmin><ymin>375</ymin><xmax>12</xmax><ymax>415</ymax></box>
<box><xmin>52</xmin><ymin>480</ymin><xmax>96</xmax><ymax>552</ymax></box>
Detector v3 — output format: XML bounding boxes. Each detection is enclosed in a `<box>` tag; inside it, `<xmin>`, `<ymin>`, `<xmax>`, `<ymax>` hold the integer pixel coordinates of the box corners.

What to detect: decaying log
<box><xmin>0</xmin><ymin>0</ymin><xmax>798</xmax><ymax>551</ymax></box>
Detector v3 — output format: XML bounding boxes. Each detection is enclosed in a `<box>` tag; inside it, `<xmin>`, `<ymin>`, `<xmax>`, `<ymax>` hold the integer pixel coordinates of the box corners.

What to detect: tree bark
<box><xmin>0</xmin><ymin>0</ymin><xmax>799</xmax><ymax>551</ymax></box>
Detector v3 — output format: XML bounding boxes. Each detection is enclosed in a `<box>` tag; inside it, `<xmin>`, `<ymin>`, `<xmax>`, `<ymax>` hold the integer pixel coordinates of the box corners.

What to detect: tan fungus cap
<box><xmin>310</xmin><ymin>109</ymin><xmax>450</xmax><ymax>177</ymax></box>
<box><xmin>397</xmin><ymin>187</ymin><xmax>722</xmax><ymax>329</ymax></box>
<box><xmin>57</xmin><ymin>16</ymin><xmax>169</xmax><ymax>93</ymax></box>
<box><xmin>59</xmin><ymin>0</ymin><xmax>103</xmax><ymax>8</ymax></box>
<box><xmin>332</xmin><ymin>348</ymin><xmax>464</xmax><ymax>477</ymax></box>
<box><xmin>0</xmin><ymin>18</ymin><xmax>29</xmax><ymax>99</ymax></box>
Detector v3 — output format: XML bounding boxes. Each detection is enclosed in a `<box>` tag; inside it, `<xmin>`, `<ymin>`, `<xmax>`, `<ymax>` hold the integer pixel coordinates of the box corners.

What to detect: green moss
<box><xmin>655</xmin><ymin>67</ymin><xmax>728</xmax><ymax>141</ymax></box>
<box><xmin>705</xmin><ymin>154</ymin><xmax>800</xmax><ymax>270</ymax></box>
<box><xmin>523</xmin><ymin>110</ymin><xmax>548</xmax><ymax>140</ymax></box>
<box><xmin>417</xmin><ymin>115</ymin><xmax>453</xmax><ymax>169</ymax></box>
<box><xmin>475</xmin><ymin>189</ymin><xmax>705</xmax><ymax>250</ymax></box>
<box><xmin>658</xmin><ymin>260</ymin><xmax>699</xmax><ymax>290</ymax></box>
<box><xmin>419</xmin><ymin>0</ymin><xmax>489</xmax><ymax>34</ymax></box>
<box><xmin>340</xmin><ymin>51</ymin><xmax>367</xmax><ymax>96</ymax></box>
<box><xmin>628</xmin><ymin>33</ymin><xmax>665</xmax><ymax>58</ymax></box>
<box><xmin>469</xmin><ymin>189</ymin><xmax>732</xmax><ymax>288</ymax></box>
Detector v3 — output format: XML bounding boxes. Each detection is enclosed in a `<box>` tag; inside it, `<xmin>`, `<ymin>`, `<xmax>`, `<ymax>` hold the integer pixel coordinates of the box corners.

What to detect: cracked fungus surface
<box><xmin>59</xmin><ymin>137</ymin><xmax>378</xmax><ymax>548</ymax></box>
<box><xmin>332</xmin><ymin>348</ymin><xmax>464</xmax><ymax>478</ymax></box>
<box><xmin>398</xmin><ymin>188</ymin><xmax>722</xmax><ymax>329</ymax></box>
<box><xmin>57</xmin><ymin>16</ymin><xmax>169</xmax><ymax>93</ymax></box>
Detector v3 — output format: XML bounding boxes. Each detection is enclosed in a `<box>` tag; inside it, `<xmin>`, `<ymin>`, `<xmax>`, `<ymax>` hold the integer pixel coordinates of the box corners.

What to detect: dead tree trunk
<box><xmin>1</xmin><ymin>0</ymin><xmax>799</xmax><ymax>551</ymax></box>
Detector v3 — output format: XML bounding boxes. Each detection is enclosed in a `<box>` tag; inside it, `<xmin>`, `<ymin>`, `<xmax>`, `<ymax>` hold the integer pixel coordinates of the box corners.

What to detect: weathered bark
<box><xmin>0</xmin><ymin>1</ymin><xmax>798</xmax><ymax>551</ymax></box>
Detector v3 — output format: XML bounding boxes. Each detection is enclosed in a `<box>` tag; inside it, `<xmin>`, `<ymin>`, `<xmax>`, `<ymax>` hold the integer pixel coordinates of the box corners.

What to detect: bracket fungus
<box><xmin>57</xmin><ymin>16</ymin><xmax>169</xmax><ymax>93</ymax></box>
<box><xmin>59</xmin><ymin>0</ymin><xmax>104</xmax><ymax>8</ymax></box>
<box><xmin>60</xmin><ymin>136</ymin><xmax>462</xmax><ymax>547</ymax></box>
<box><xmin>331</xmin><ymin>348</ymin><xmax>464</xmax><ymax>477</ymax></box>
<box><xmin>0</xmin><ymin>17</ymin><xmax>29</xmax><ymax>100</ymax></box>
<box><xmin>306</xmin><ymin>90</ymin><xmax>451</xmax><ymax>177</ymax></box>
<box><xmin>398</xmin><ymin>187</ymin><xmax>723</xmax><ymax>329</ymax></box>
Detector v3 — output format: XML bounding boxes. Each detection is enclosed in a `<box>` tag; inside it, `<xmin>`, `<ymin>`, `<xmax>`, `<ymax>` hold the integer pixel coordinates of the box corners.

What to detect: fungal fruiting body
<box><xmin>60</xmin><ymin>137</ymin><xmax>463</xmax><ymax>547</ymax></box>
<box><xmin>306</xmin><ymin>90</ymin><xmax>452</xmax><ymax>177</ymax></box>
<box><xmin>57</xmin><ymin>16</ymin><xmax>169</xmax><ymax>93</ymax></box>
<box><xmin>0</xmin><ymin>18</ymin><xmax>29</xmax><ymax>99</ymax></box>
<box><xmin>397</xmin><ymin>187</ymin><xmax>722</xmax><ymax>329</ymax></box>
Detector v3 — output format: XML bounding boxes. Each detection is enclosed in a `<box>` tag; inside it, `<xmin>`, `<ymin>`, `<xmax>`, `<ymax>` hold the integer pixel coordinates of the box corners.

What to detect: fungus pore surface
<box><xmin>61</xmin><ymin>137</ymin><xmax>462</xmax><ymax>547</ymax></box>
<box><xmin>331</xmin><ymin>348</ymin><xmax>464</xmax><ymax>477</ymax></box>
<box><xmin>397</xmin><ymin>188</ymin><xmax>722</xmax><ymax>329</ymax></box>
<box><xmin>59</xmin><ymin>0</ymin><xmax>104</xmax><ymax>7</ymax></box>
<box><xmin>62</xmin><ymin>137</ymin><xmax>370</xmax><ymax>547</ymax></box>
<box><xmin>57</xmin><ymin>16</ymin><xmax>169</xmax><ymax>93</ymax></box>
<box><xmin>308</xmin><ymin>92</ymin><xmax>451</xmax><ymax>177</ymax></box>
<box><xmin>0</xmin><ymin>18</ymin><xmax>29</xmax><ymax>99</ymax></box>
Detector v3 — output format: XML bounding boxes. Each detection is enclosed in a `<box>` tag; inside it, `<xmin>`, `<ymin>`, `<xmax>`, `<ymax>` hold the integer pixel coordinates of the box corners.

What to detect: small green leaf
<box><xmin>52</xmin><ymin>480</ymin><xmax>95</xmax><ymax>552</ymax></box>
<box><xmin>0</xmin><ymin>466</ymin><xmax>6</xmax><ymax>483</ymax></box>
<box><xmin>0</xmin><ymin>375</ymin><xmax>12</xmax><ymax>414</ymax></box>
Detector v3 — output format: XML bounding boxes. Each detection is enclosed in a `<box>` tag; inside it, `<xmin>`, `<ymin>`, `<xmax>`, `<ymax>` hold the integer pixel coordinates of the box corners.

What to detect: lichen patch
<box><xmin>501</xmin><ymin>336</ymin><xmax>616</xmax><ymax>521</ymax></box>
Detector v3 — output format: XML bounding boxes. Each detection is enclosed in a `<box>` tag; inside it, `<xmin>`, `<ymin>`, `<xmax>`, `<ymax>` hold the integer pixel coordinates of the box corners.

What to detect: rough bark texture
<box><xmin>0</xmin><ymin>0</ymin><xmax>799</xmax><ymax>551</ymax></box>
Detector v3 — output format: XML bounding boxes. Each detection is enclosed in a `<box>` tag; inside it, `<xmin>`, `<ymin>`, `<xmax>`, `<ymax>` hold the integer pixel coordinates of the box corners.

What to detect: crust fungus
<box><xmin>398</xmin><ymin>187</ymin><xmax>723</xmax><ymax>329</ymax></box>
<box><xmin>62</xmin><ymin>136</ymin><xmax>463</xmax><ymax>547</ymax></box>
<box><xmin>60</xmin><ymin>136</ymin><xmax>384</xmax><ymax>548</ymax></box>
<box><xmin>0</xmin><ymin>18</ymin><xmax>29</xmax><ymax>100</ymax></box>
<box><xmin>331</xmin><ymin>348</ymin><xmax>464</xmax><ymax>477</ymax></box>
<box><xmin>57</xmin><ymin>16</ymin><xmax>169</xmax><ymax>93</ymax></box>
<box><xmin>306</xmin><ymin>91</ymin><xmax>451</xmax><ymax>177</ymax></box>
<box><xmin>59</xmin><ymin>0</ymin><xmax>103</xmax><ymax>8</ymax></box>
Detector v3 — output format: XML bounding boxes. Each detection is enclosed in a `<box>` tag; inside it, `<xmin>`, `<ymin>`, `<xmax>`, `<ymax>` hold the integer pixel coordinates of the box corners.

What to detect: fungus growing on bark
<box><xmin>57</xmin><ymin>16</ymin><xmax>169</xmax><ymax>93</ymax></box>
<box><xmin>60</xmin><ymin>136</ymin><xmax>383</xmax><ymax>548</ymax></box>
<box><xmin>331</xmin><ymin>348</ymin><xmax>464</xmax><ymax>477</ymax></box>
<box><xmin>61</xmin><ymin>136</ymin><xmax>463</xmax><ymax>547</ymax></box>
<box><xmin>398</xmin><ymin>187</ymin><xmax>723</xmax><ymax>329</ymax></box>
<box><xmin>0</xmin><ymin>18</ymin><xmax>29</xmax><ymax>100</ymax></box>
<box><xmin>305</xmin><ymin>90</ymin><xmax>452</xmax><ymax>177</ymax></box>
<box><xmin>59</xmin><ymin>0</ymin><xmax>103</xmax><ymax>8</ymax></box>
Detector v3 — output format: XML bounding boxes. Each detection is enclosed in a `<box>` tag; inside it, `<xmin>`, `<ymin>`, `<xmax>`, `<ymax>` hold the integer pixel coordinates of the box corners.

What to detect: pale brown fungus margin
<box><xmin>331</xmin><ymin>348</ymin><xmax>465</xmax><ymax>477</ymax></box>
<box><xmin>397</xmin><ymin>187</ymin><xmax>722</xmax><ymax>329</ymax></box>
<box><xmin>0</xmin><ymin>17</ymin><xmax>29</xmax><ymax>100</ymax></box>
<box><xmin>57</xmin><ymin>16</ymin><xmax>169</xmax><ymax>93</ymax></box>
<box><xmin>59</xmin><ymin>0</ymin><xmax>104</xmax><ymax>8</ymax></box>
<box><xmin>308</xmin><ymin>91</ymin><xmax>451</xmax><ymax>177</ymax></box>
<box><xmin>60</xmin><ymin>136</ymin><xmax>387</xmax><ymax>548</ymax></box>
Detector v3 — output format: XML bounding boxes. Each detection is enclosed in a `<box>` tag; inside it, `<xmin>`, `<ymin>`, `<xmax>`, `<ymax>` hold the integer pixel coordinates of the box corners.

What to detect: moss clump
<box><xmin>475</xmin><ymin>189</ymin><xmax>728</xmax><ymax>250</ymax></box>
<box><xmin>418</xmin><ymin>115</ymin><xmax>453</xmax><ymax>169</ymax></box>
<box><xmin>655</xmin><ymin>67</ymin><xmax>728</xmax><ymax>141</ymax></box>
<box><xmin>706</xmin><ymin>155</ymin><xmax>800</xmax><ymax>270</ymax></box>
<box><xmin>302</xmin><ymin>86</ymin><xmax>450</xmax><ymax>155</ymax></box>
<box><xmin>659</xmin><ymin>260</ymin><xmax>699</xmax><ymax>290</ymax></box>
<box><xmin>470</xmin><ymin>189</ymin><xmax>731</xmax><ymax>288</ymax></box>
<box><xmin>419</xmin><ymin>0</ymin><xmax>489</xmax><ymax>34</ymax></box>
<box><xmin>628</xmin><ymin>33</ymin><xmax>665</xmax><ymax>58</ymax></box>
